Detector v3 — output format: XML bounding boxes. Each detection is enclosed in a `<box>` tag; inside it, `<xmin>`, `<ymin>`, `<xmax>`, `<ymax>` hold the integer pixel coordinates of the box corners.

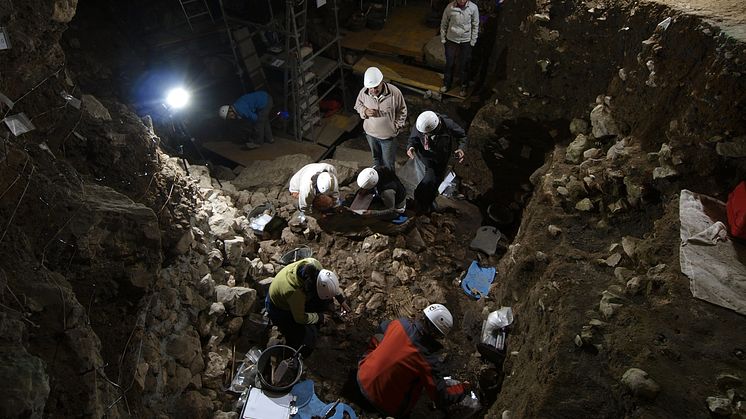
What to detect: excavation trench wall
<box><xmin>458</xmin><ymin>0</ymin><xmax>746</xmax><ymax>418</ymax></box>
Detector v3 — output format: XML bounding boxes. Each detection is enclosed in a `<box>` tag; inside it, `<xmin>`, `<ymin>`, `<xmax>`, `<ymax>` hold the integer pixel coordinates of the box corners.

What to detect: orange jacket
<box><xmin>356</xmin><ymin>318</ymin><xmax>466</xmax><ymax>417</ymax></box>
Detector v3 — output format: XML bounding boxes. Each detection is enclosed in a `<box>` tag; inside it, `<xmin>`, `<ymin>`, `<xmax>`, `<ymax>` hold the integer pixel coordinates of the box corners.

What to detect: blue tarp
<box><xmin>290</xmin><ymin>380</ymin><xmax>357</xmax><ymax>419</ymax></box>
<box><xmin>461</xmin><ymin>260</ymin><xmax>496</xmax><ymax>300</ymax></box>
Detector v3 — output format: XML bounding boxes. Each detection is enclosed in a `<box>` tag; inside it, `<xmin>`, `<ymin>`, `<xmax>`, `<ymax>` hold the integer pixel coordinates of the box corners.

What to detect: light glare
<box><xmin>166</xmin><ymin>87</ymin><xmax>190</xmax><ymax>109</ymax></box>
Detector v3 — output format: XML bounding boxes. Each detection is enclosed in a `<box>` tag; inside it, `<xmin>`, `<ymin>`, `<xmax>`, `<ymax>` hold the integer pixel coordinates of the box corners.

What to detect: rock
<box><xmin>625</xmin><ymin>277</ymin><xmax>642</xmax><ymax>296</ymax></box>
<box><xmin>604</xmin><ymin>253</ymin><xmax>622</xmax><ymax>267</ymax></box>
<box><xmin>215</xmin><ymin>286</ymin><xmax>257</xmax><ymax>316</ymax></box>
<box><xmin>624</xmin><ymin>177</ymin><xmax>644</xmax><ymax>206</ymax></box>
<box><xmin>575</xmin><ymin>198</ymin><xmax>594</xmax><ymax>211</ymax></box>
<box><xmin>547</xmin><ymin>225</ymin><xmax>562</xmax><ymax>237</ymax></box>
<box><xmin>362</xmin><ymin>234</ymin><xmax>389</xmax><ymax>253</ymax></box>
<box><xmin>81</xmin><ymin>94</ymin><xmax>112</xmax><ymax>120</ymax></box>
<box><xmin>570</xmin><ymin>118</ymin><xmax>590</xmax><ymax>136</ymax></box>
<box><xmin>653</xmin><ymin>166</ymin><xmax>678</xmax><ymax>179</ymax></box>
<box><xmin>565</xmin><ymin>177</ymin><xmax>587</xmax><ymax>200</ymax></box>
<box><xmin>423</xmin><ymin>35</ymin><xmax>446</xmax><ymax>68</ymax></box>
<box><xmin>208</xmin><ymin>213</ymin><xmax>237</xmax><ymax>239</ymax></box>
<box><xmin>590</xmin><ymin>104</ymin><xmax>621</xmax><ymax>138</ymax></box>
<box><xmin>608</xmin><ymin>199</ymin><xmax>626</xmax><ymax>214</ymax></box>
<box><xmin>227</xmin><ymin>317</ymin><xmax>244</xmax><ymax>335</ymax></box>
<box><xmin>717</xmin><ymin>374</ymin><xmax>743</xmax><ymax>390</ymax></box>
<box><xmin>213</xmin><ymin>412</ymin><xmax>239</xmax><ymax>419</ymax></box>
<box><xmin>393</xmin><ymin>248</ymin><xmax>416</xmax><ymax>263</ymax></box>
<box><xmin>0</xmin><ymin>345</ymin><xmax>50</xmax><ymax>419</ymax></box>
<box><xmin>207</xmin><ymin>249</ymin><xmax>224</xmax><ymax>271</ymax></box>
<box><xmin>502</xmin><ymin>410</ymin><xmax>512</xmax><ymax>419</ymax></box>
<box><xmin>173</xmin><ymin>228</ymin><xmax>195</xmax><ymax>255</ymax></box>
<box><xmin>176</xmin><ymin>390</ymin><xmax>214</xmax><ymax>419</ymax></box>
<box><xmin>583</xmin><ymin>148</ymin><xmax>602</xmax><ymax>160</ymax></box>
<box><xmin>405</xmin><ymin>228</ymin><xmax>426</xmax><ymax>252</ymax></box>
<box><xmin>716</xmin><ymin>137</ymin><xmax>746</xmax><ymax>157</ymax></box>
<box><xmin>70</xmin><ymin>184</ymin><xmax>161</xmax><ymax>289</ymax></box>
<box><xmin>166</xmin><ymin>332</ymin><xmax>203</xmax><ymax>369</ymax></box>
<box><xmin>198</xmin><ymin>274</ymin><xmax>216</xmax><ymax>299</ymax></box>
<box><xmin>565</xmin><ymin>134</ymin><xmax>590</xmax><ymax>163</ymax></box>
<box><xmin>621</xmin><ymin>368</ymin><xmax>660</xmax><ymax>400</ymax></box>
<box><xmin>304</xmin><ymin>217</ymin><xmax>322</xmax><ymax>241</ymax></box>
<box><xmin>281</xmin><ymin>227</ymin><xmax>298</xmax><ymax>246</ymax></box>
<box><xmin>599</xmin><ymin>290</ymin><xmax>623</xmax><ymax>319</ymax></box>
<box><xmin>233</xmin><ymin>154</ymin><xmax>313</xmax><ymax>189</ymax></box>
<box><xmin>706</xmin><ymin>396</ymin><xmax>732</xmax><ymax>415</ymax></box>
<box><xmin>209</xmin><ymin>302</ymin><xmax>225</xmax><ymax>316</ymax></box>
<box><xmin>366</xmin><ymin>293</ymin><xmax>385</xmax><ymax>311</ymax></box>
<box><xmin>223</xmin><ymin>237</ymin><xmax>245</xmax><ymax>265</ymax></box>
<box><xmin>614</xmin><ymin>267</ymin><xmax>634</xmax><ymax>282</ymax></box>
<box><xmin>52</xmin><ymin>0</ymin><xmax>79</xmax><ymax>23</ymax></box>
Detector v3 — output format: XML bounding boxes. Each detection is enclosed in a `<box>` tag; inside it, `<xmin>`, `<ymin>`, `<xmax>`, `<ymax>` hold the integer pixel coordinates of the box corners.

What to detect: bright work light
<box><xmin>165</xmin><ymin>87</ymin><xmax>190</xmax><ymax>109</ymax></box>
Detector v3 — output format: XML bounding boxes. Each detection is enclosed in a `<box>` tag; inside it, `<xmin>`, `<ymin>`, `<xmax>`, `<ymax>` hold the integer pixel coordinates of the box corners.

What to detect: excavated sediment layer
<box><xmin>457</xmin><ymin>0</ymin><xmax>746</xmax><ymax>418</ymax></box>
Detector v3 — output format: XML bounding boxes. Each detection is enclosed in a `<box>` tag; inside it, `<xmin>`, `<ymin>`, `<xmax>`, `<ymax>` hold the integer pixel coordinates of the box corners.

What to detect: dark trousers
<box><xmin>265</xmin><ymin>294</ymin><xmax>327</xmax><ymax>357</ymax></box>
<box><xmin>444</xmin><ymin>40</ymin><xmax>472</xmax><ymax>89</ymax></box>
<box><xmin>414</xmin><ymin>160</ymin><xmax>447</xmax><ymax>211</ymax></box>
<box><xmin>255</xmin><ymin>96</ymin><xmax>274</xmax><ymax>143</ymax></box>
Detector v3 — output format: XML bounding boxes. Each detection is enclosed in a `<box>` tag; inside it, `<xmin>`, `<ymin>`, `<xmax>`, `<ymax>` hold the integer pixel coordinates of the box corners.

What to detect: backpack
<box><xmin>727</xmin><ymin>181</ymin><xmax>746</xmax><ymax>239</ymax></box>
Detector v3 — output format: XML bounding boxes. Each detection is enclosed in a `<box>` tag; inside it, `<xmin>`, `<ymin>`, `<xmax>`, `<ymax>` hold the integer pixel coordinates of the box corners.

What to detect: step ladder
<box><xmin>231</xmin><ymin>27</ymin><xmax>268</xmax><ymax>91</ymax></box>
<box><xmin>177</xmin><ymin>0</ymin><xmax>215</xmax><ymax>31</ymax></box>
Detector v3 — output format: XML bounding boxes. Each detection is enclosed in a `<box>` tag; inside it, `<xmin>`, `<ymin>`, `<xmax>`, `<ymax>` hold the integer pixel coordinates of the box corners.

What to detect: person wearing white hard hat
<box><xmin>440</xmin><ymin>0</ymin><xmax>479</xmax><ymax>96</ymax></box>
<box><xmin>218</xmin><ymin>90</ymin><xmax>274</xmax><ymax>149</ymax></box>
<box><xmin>350</xmin><ymin>166</ymin><xmax>407</xmax><ymax>219</ymax></box>
<box><xmin>288</xmin><ymin>163</ymin><xmax>340</xmax><ymax>213</ymax></box>
<box><xmin>354</xmin><ymin>303</ymin><xmax>470</xmax><ymax>417</ymax></box>
<box><xmin>354</xmin><ymin>67</ymin><xmax>408</xmax><ymax>171</ymax></box>
<box><xmin>407</xmin><ymin>110</ymin><xmax>467</xmax><ymax>213</ymax></box>
<box><xmin>266</xmin><ymin>257</ymin><xmax>350</xmax><ymax>356</ymax></box>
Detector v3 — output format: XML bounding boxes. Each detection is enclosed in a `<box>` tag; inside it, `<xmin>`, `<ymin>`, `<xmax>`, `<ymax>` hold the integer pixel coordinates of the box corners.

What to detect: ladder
<box><xmin>284</xmin><ymin>0</ymin><xmax>348</xmax><ymax>142</ymax></box>
<box><xmin>177</xmin><ymin>0</ymin><xmax>215</xmax><ymax>31</ymax></box>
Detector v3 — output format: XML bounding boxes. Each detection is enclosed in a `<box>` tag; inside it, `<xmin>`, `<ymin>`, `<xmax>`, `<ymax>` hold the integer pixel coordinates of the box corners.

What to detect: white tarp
<box><xmin>679</xmin><ymin>189</ymin><xmax>746</xmax><ymax>315</ymax></box>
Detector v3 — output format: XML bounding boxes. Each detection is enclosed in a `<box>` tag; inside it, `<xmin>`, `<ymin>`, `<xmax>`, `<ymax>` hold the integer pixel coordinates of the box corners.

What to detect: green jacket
<box><xmin>268</xmin><ymin>258</ymin><xmax>323</xmax><ymax>324</ymax></box>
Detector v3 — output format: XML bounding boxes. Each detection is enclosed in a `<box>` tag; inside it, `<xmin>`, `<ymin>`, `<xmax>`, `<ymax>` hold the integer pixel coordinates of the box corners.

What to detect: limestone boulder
<box><xmin>215</xmin><ymin>286</ymin><xmax>257</xmax><ymax>316</ymax></box>
<box><xmin>423</xmin><ymin>35</ymin><xmax>446</xmax><ymax>69</ymax></box>
<box><xmin>0</xmin><ymin>344</ymin><xmax>50</xmax><ymax>419</ymax></box>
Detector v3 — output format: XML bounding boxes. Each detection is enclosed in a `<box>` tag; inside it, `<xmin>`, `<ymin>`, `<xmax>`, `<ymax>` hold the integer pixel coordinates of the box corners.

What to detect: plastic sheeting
<box><xmin>461</xmin><ymin>260</ymin><xmax>496</xmax><ymax>300</ymax></box>
<box><xmin>679</xmin><ymin>189</ymin><xmax>746</xmax><ymax>315</ymax></box>
<box><xmin>290</xmin><ymin>380</ymin><xmax>357</xmax><ymax>419</ymax></box>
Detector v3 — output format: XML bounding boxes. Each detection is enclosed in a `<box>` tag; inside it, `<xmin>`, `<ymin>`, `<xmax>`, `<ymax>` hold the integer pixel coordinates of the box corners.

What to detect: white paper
<box><xmin>3</xmin><ymin>113</ymin><xmax>35</xmax><ymax>136</ymax></box>
<box><xmin>242</xmin><ymin>387</ymin><xmax>294</xmax><ymax>419</ymax></box>
<box><xmin>438</xmin><ymin>171</ymin><xmax>456</xmax><ymax>194</ymax></box>
<box><xmin>250</xmin><ymin>214</ymin><xmax>273</xmax><ymax>231</ymax></box>
<box><xmin>0</xmin><ymin>27</ymin><xmax>9</xmax><ymax>50</ymax></box>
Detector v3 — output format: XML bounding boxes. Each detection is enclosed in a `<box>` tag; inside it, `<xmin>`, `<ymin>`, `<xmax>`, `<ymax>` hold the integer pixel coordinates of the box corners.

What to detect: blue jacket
<box><xmin>233</xmin><ymin>91</ymin><xmax>269</xmax><ymax>122</ymax></box>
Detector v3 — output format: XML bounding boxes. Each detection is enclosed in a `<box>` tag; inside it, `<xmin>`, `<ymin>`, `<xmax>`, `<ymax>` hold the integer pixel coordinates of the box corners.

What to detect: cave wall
<box><xmin>460</xmin><ymin>0</ymin><xmax>746</xmax><ymax>418</ymax></box>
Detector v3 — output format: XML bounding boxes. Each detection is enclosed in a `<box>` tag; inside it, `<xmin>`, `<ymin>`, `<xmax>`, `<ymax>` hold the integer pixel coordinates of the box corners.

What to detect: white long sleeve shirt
<box><xmin>288</xmin><ymin>163</ymin><xmax>339</xmax><ymax>211</ymax></box>
<box><xmin>440</xmin><ymin>1</ymin><xmax>480</xmax><ymax>46</ymax></box>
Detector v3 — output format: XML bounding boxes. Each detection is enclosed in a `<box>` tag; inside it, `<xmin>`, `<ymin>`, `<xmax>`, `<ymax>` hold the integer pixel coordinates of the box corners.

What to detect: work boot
<box><xmin>244</xmin><ymin>142</ymin><xmax>260</xmax><ymax>150</ymax></box>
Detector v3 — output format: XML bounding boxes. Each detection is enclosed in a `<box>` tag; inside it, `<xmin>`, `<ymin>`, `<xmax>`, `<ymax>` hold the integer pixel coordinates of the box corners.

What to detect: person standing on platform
<box><xmin>354</xmin><ymin>67</ymin><xmax>408</xmax><ymax>172</ymax></box>
<box><xmin>440</xmin><ymin>0</ymin><xmax>480</xmax><ymax>96</ymax></box>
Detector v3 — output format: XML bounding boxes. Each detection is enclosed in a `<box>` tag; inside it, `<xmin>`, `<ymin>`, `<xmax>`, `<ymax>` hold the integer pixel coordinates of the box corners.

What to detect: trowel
<box><xmin>272</xmin><ymin>345</ymin><xmax>304</xmax><ymax>386</ymax></box>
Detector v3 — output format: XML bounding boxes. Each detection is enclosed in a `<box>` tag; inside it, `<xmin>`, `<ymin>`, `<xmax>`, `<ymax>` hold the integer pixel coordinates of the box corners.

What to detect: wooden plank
<box><xmin>352</xmin><ymin>55</ymin><xmax>442</xmax><ymax>91</ymax></box>
<box><xmin>340</xmin><ymin>3</ymin><xmax>434</xmax><ymax>61</ymax></box>
<box><xmin>351</xmin><ymin>55</ymin><xmax>467</xmax><ymax>98</ymax></box>
<box><xmin>201</xmin><ymin>137</ymin><xmax>326</xmax><ymax>167</ymax></box>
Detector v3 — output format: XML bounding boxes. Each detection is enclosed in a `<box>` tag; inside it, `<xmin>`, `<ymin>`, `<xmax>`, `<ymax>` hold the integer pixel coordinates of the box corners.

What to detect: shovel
<box><xmin>272</xmin><ymin>345</ymin><xmax>304</xmax><ymax>386</ymax></box>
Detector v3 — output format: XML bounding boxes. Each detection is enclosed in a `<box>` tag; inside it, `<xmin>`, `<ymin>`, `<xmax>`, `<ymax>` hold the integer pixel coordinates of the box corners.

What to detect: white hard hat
<box><xmin>416</xmin><ymin>111</ymin><xmax>439</xmax><ymax>134</ymax></box>
<box><xmin>424</xmin><ymin>303</ymin><xmax>453</xmax><ymax>336</ymax></box>
<box><xmin>218</xmin><ymin>105</ymin><xmax>230</xmax><ymax>119</ymax></box>
<box><xmin>364</xmin><ymin>67</ymin><xmax>384</xmax><ymax>88</ymax></box>
<box><xmin>316</xmin><ymin>172</ymin><xmax>335</xmax><ymax>194</ymax></box>
<box><xmin>357</xmin><ymin>168</ymin><xmax>379</xmax><ymax>189</ymax></box>
<box><xmin>316</xmin><ymin>269</ymin><xmax>340</xmax><ymax>300</ymax></box>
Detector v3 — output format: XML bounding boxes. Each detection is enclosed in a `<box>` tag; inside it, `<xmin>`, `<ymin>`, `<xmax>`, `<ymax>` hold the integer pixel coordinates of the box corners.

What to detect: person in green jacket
<box><xmin>266</xmin><ymin>258</ymin><xmax>350</xmax><ymax>356</ymax></box>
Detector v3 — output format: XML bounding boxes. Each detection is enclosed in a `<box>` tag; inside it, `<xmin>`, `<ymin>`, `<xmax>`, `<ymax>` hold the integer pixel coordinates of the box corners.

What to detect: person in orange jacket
<box><xmin>356</xmin><ymin>304</ymin><xmax>470</xmax><ymax>417</ymax></box>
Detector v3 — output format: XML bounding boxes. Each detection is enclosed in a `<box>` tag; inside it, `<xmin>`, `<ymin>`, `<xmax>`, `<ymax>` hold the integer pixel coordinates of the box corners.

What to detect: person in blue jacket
<box><xmin>219</xmin><ymin>91</ymin><xmax>274</xmax><ymax>149</ymax></box>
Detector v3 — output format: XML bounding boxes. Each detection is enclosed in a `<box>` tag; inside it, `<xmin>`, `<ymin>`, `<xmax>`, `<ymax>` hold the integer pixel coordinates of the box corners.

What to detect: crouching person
<box><xmin>353</xmin><ymin>166</ymin><xmax>407</xmax><ymax>220</ymax></box>
<box><xmin>356</xmin><ymin>304</ymin><xmax>470</xmax><ymax>417</ymax></box>
<box><xmin>266</xmin><ymin>258</ymin><xmax>349</xmax><ymax>357</ymax></box>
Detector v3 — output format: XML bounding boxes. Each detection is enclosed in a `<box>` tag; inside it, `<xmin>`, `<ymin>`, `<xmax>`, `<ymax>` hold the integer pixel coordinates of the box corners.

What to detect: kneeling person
<box><xmin>356</xmin><ymin>304</ymin><xmax>470</xmax><ymax>417</ymax></box>
<box><xmin>266</xmin><ymin>258</ymin><xmax>349</xmax><ymax>357</ymax></box>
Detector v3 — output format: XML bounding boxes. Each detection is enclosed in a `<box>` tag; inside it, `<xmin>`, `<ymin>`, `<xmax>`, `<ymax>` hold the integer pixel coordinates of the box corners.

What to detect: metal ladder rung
<box><xmin>186</xmin><ymin>11</ymin><xmax>211</xmax><ymax>19</ymax></box>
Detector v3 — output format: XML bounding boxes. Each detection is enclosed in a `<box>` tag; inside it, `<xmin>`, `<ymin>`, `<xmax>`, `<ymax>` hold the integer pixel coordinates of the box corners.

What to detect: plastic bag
<box><xmin>229</xmin><ymin>347</ymin><xmax>262</xmax><ymax>393</ymax></box>
<box><xmin>444</xmin><ymin>377</ymin><xmax>481</xmax><ymax>419</ymax></box>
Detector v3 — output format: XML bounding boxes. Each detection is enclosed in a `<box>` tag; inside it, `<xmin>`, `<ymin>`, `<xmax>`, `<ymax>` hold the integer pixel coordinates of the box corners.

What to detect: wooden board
<box><xmin>310</xmin><ymin>113</ymin><xmax>360</xmax><ymax>147</ymax></box>
<box><xmin>201</xmin><ymin>137</ymin><xmax>326</xmax><ymax>167</ymax></box>
<box><xmin>352</xmin><ymin>55</ymin><xmax>442</xmax><ymax>91</ymax></box>
<box><xmin>341</xmin><ymin>3</ymin><xmax>435</xmax><ymax>61</ymax></box>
